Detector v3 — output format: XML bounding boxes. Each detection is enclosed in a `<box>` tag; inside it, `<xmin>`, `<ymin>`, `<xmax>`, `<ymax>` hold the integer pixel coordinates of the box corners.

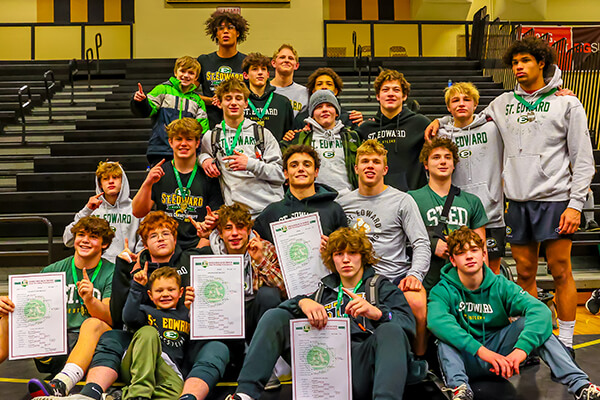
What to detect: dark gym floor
<box><xmin>1</xmin><ymin>334</ymin><xmax>599</xmax><ymax>400</ymax></box>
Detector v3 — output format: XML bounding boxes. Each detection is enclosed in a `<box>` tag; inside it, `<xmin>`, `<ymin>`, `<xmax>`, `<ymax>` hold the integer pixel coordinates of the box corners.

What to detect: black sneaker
<box><xmin>445</xmin><ymin>384</ymin><xmax>474</xmax><ymax>400</ymax></box>
<box><xmin>224</xmin><ymin>395</ymin><xmax>243</xmax><ymax>400</ymax></box>
<box><xmin>575</xmin><ymin>383</ymin><xmax>600</xmax><ymax>400</ymax></box>
<box><xmin>586</xmin><ymin>289</ymin><xmax>600</xmax><ymax>315</ymax></box>
<box><xmin>586</xmin><ymin>220</ymin><xmax>600</xmax><ymax>232</ymax></box>
<box><xmin>28</xmin><ymin>378</ymin><xmax>67</xmax><ymax>398</ymax></box>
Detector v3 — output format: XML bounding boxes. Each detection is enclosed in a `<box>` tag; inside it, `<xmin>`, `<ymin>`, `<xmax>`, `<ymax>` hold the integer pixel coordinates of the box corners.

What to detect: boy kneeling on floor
<box><xmin>428</xmin><ymin>226</ymin><xmax>600</xmax><ymax>400</ymax></box>
<box><xmin>226</xmin><ymin>227</ymin><xmax>424</xmax><ymax>400</ymax></box>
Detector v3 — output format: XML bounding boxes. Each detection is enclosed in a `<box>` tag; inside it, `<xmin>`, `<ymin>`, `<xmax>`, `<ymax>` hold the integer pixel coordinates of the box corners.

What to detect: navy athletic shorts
<box><xmin>505</xmin><ymin>200</ymin><xmax>572</xmax><ymax>244</ymax></box>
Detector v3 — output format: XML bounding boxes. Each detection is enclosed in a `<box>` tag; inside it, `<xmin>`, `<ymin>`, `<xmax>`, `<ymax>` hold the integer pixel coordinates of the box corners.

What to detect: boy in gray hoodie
<box><xmin>63</xmin><ymin>161</ymin><xmax>140</xmax><ymax>264</ymax></box>
<box><xmin>200</xmin><ymin>78</ymin><xmax>285</xmax><ymax>217</ymax></box>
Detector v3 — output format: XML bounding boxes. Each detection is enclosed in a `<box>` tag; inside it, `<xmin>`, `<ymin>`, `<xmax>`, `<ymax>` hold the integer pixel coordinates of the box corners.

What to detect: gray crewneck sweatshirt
<box><xmin>336</xmin><ymin>186</ymin><xmax>431</xmax><ymax>282</ymax></box>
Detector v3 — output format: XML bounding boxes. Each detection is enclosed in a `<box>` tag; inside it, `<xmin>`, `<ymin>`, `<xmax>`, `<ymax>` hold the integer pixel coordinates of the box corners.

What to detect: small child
<box><xmin>428</xmin><ymin>226</ymin><xmax>600</xmax><ymax>400</ymax></box>
<box><xmin>131</xmin><ymin>56</ymin><xmax>209</xmax><ymax>165</ymax></box>
<box><xmin>121</xmin><ymin>266</ymin><xmax>194</xmax><ymax>400</ymax></box>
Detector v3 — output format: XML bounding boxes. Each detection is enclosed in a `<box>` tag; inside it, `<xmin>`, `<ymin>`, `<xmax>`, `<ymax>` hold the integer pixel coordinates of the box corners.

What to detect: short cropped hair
<box><xmin>137</xmin><ymin>211</ymin><xmax>178</xmax><ymax>246</ymax></box>
<box><xmin>444</xmin><ymin>82</ymin><xmax>480</xmax><ymax>107</ymax></box>
<box><xmin>166</xmin><ymin>118</ymin><xmax>202</xmax><ymax>141</ymax></box>
<box><xmin>356</xmin><ymin>139</ymin><xmax>388</xmax><ymax>166</ymax></box>
<box><xmin>148</xmin><ymin>266</ymin><xmax>182</xmax><ymax>289</ymax></box>
<box><xmin>71</xmin><ymin>216</ymin><xmax>115</xmax><ymax>249</ymax></box>
<box><xmin>282</xmin><ymin>144</ymin><xmax>321</xmax><ymax>171</ymax></box>
<box><xmin>321</xmin><ymin>227</ymin><xmax>378</xmax><ymax>273</ymax></box>
<box><xmin>205</xmin><ymin>11</ymin><xmax>249</xmax><ymax>44</ymax></box>
<box><xmin>95</xmin><ymin>161</ymin><xmax>123</xmax><ymax>183</ymax></box>
<box><xmin>447</xmin><ymin>226</ymin><xmax>485</xmax><ymax>257</ymax></box>
<box><xmin>419</xmin><ymin>137</ymin><xmax>460</xmax><ymax>166</ymax></box>
<box><xmin>215</xmin><ymin>77</ymin><xmax>250</xmax><ymax>101</ymax></box>
<box><xmin>374</xmin><ymin>69</ymin><xmax>411</xmax><ymax>98</ymax></box>
<box><xmin>174</xmin><ymin>56</ymin><xmax>201</xmax><ymax>77</ymax></box>
<box><xmin>242</xmin><ymin>52</ymin><xmax>271</xmax><ymax>73</ymax></box>
<box><xmin>306</xmin><ymin>68</ymin><xmax>343</xmax><ymax>96</ymax></box>
<box><xmin>216</xmin><ymin>203</ymin><xmax>253</xmax><ymax>231</ymax></box>
<box><xmin>272</xmin><ymin>44</ymin><xmax>299</xmax><ymax>62</ymax></box>
<box><xmin>502</xmin><ymin>36</ymin><xmax>556</xmax><ymax>74</ymax></box>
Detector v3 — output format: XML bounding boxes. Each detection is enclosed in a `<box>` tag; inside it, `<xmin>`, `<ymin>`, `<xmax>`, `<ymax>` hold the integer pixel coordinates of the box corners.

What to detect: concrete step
<box><xmin>4</xmin><ymin>124</ymin><xmax>74</xmax><ymax>133</ymax></box>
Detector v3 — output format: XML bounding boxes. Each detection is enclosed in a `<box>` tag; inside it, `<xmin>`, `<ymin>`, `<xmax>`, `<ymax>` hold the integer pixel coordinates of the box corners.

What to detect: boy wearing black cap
<box><xmin>282</xmin><ymin>89</ymin><xmax>360</xmax><ymax>197</ymax></box>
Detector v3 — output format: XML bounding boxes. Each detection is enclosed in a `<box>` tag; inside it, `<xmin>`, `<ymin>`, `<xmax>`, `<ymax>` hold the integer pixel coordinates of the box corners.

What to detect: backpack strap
<box><xmin>313</xmin><ymin>282</ymin><xmax>326</xmax><ymax>304</ymax></box>
<box><xmin>364</xmin><ymin>274</ymin><xmax>382</xmax><ymax>307</ymax></box>
<box><xmin>431</xmin><ymin>184</ymin><xmax>461</xmax><ymax>241</ymax></box>
<box><xmin>211</xmin><ymin>124</ymin><xmax>222</xmax><ymax>157</ymax></box>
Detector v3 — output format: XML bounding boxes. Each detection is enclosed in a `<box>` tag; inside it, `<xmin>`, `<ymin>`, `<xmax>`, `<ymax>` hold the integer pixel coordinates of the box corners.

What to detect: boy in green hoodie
<box><xmin>428</xmin><ymin>226</ymin><xmax>600</xmax><ymax>400</ymax></box>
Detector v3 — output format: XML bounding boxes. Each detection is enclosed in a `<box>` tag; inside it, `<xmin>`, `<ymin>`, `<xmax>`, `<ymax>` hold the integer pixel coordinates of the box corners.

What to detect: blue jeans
<box><xmin>438</xmin><ymin>317</ymin><xmax>590</xmax><ymax>394</ymax></box>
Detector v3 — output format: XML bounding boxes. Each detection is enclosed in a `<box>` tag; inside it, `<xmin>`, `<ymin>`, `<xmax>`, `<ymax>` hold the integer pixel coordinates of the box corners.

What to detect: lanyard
<box><xmin>222</xmin><ymin>120</ymin><xmax>244</xmax><ymax>156</ymax></box>
<box><xmin>71</xmin><ymin>257</ymin><xmax>102</xmax><ymax>286</ymax></box>
<box><xmin>513</xmin><ymin>88</ymin><xmax>557</xmax><ymax>111</ymax></box>
<box><xmin>248</xmin><ymin>92</ymin><xmax>274</xmax><ymax>120</ymax></box>
<box><xmin>336</xmin><ymin>279</ymin><xmax>363</xmax><ymax>318</ymax></box>
<box><xmin>172</xmin><ymin>160</ymin><xmax>198</xmax><ymax>193</ymax></box>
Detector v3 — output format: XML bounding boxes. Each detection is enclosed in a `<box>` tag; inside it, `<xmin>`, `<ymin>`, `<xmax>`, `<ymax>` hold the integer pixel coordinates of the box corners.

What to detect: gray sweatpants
<box><xmin>438</xmin><ymin>317</ymin><xmax>590</xmax><ymax>394</ymax></box>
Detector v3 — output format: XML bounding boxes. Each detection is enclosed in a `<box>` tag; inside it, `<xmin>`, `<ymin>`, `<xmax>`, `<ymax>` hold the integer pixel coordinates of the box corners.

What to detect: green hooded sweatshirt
<box><xmin>427</xmin><ymin>263</ymin><xmax>552</xmax><ymax>356</ymax></box>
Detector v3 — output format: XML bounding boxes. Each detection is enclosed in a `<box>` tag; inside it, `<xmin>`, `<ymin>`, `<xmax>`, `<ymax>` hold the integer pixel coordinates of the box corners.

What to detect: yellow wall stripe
<box><xmin>70</xmin><ymin>0</ymin><xmax>88</xmax><ymax>23</ymax></box>
<box><xmin>37</xmin><ymin>0</ymin><xmax>54</xmax><ymax>23</ymax></box>
<box><xmin>104</xmin><ymin>0</ymin><xmax>122</xmax><ymax>23</ymax></box>
<box><xmin>362</xmin><ymin>0</ymin><xmax>379</xmax><ymax>20</ymax></box>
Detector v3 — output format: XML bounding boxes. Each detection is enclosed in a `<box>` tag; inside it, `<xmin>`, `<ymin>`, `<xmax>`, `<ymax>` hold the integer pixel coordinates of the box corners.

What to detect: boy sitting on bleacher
<box><xmin>428</xmin><ymin>226</ymin><xmax>600</xmax><ymax>400</ymax></box>
<box><xmin>63</xmin><ymin>161</ymin><xmax>141</xmax><ymax>264</ymax></box>
<box><xmin>130</xmin><ymin>56</ymin><xmax>209</xmax><ymax>165</ymax></box>
<box><xmin>0</xmin><ymin>217</ymin><xmax>114</xmax><ymax>398</ymax></box>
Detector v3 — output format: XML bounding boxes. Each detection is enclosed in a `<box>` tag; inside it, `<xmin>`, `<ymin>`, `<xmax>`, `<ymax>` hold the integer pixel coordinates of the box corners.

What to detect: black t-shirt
<box><xmin>197</xmin><ymin>51</ymin><xmax>246</xmax><ymax>128</ymax></box>
<box><xmin>151</xmin><ymin>162</ymin><xmax>223</xmax><ymax>250</ymax></box>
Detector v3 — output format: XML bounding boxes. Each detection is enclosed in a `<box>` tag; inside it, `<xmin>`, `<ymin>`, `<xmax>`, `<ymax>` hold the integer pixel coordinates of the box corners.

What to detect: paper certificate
<box><xmin>8</xmin><ymin>273</ymin><xmax>67</xmax><ymax>360</ymax></box>
<box><xmin>291</xmin><ymin>318</ymin><xmax>352</xmax><ymax>400</ymax></box>
<box><xmin>189</xmin><ymin>254</ymin><xmax>245</xmax><ymax>340</ymax></box>
<box><xmin>270</xmin><ymin>212</ymin><xmax>329</xmax><ymax>297</ymax></box>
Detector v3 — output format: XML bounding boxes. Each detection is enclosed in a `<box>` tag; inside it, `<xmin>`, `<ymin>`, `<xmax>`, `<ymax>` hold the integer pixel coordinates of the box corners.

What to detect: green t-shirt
<box><xmin>408</xmin><ymin>185</ymin><xmax>488</xmax><ymax>290</ymax></box>
<box><xmin>42</xmin><ymin>255</ymin><xmax>115</xmax><ymax>331</ymax></box>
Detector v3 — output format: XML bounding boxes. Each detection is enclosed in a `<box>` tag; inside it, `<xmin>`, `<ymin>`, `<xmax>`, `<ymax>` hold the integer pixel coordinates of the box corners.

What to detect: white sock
<box><xmin>236</xmin><ymin>394</ymin><xmax>254</xmax><ymax>400</ymax></box>
<box><xmin>557</xmin><ymin>319</ymin><xmax>576</xmax><ymax>348</ymax></box>
<box><xmin>55</xmin><ymin>363</ymin><xmax>84</xmax><ymax>392</ymax></box>
<box><xmin>274</xmin><ymin>356</ymin><xmax>291</xmax><ymax>379</ymax></box>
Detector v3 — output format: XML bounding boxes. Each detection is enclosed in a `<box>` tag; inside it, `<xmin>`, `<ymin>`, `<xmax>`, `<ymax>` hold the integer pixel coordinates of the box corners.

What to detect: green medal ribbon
<box><xmin>221</xmin><ymin>120</ymin><xmax>244</xmax><ymax>156</ymax></box>
<box><xmin>248</xmin><ymin>92</ymin><xmax>274</xmax><ymax>120</ymax></box>
<box><xmin>336</xmin><ymin>279</ymin><xmax>363</xmax><ymax>318</ymax></box>
<box><xmin>513</xmin><ymin>88</ymin><xmax>557</xmax><ymax>111</ymax></box>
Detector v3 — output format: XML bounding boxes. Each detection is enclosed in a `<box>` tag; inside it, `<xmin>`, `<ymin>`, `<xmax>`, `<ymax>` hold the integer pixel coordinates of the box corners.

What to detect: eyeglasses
<box><xmin>218</xmin><ymin>24</ymin><xmax>236</xmax><ymax>31</ymax></box>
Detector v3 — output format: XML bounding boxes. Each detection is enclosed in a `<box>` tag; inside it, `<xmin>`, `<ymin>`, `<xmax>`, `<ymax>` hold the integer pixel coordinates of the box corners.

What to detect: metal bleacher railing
<box><xmin>471</xmin><ymin>8</ymin><xmax>600</xmax><ymax>148</ymax></box>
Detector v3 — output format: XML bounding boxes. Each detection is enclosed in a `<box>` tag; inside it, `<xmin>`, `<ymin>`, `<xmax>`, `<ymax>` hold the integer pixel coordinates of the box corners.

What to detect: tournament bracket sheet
<box><xmin>9</xmin><ymin>273</ymin><xmax>67</xmax><ymax>360</ymax></box>
<box><xmin>189</xmin><ymin>254</ymin><xmax>245</xmax><ymax>340</ymax></box>
<box><xmin>270</xmin><ymin>212</ymin><xmax>330</xmax><ymax>297</ymax></box>
<box><xmin>291</xmin><ymin>318</ymin><xmax>352</xmax><ymax>400</ymax></box>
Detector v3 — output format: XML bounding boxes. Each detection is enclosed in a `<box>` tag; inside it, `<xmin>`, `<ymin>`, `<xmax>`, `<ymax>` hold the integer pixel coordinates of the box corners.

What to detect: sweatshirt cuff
<box><xmin>197</xmin><ymin>153</ymin><xmax>211</xmax><ymax>166</ymax></box>
<box><xmin>79</xmin><ymin>206</ymin><xmax>94</xmax><ymax>217</ymax></box>
<box><xmin>465</xmin><ymin>340</ymin><xmax>483</xmax><ymax>356</ymax></box>
<box><xmin>246</xmin><ymin>157</ymin><xmax>258</xmax><ymax>172</ymax></box>
<box><xmin>567</xmin><ymin>198</ymin><xmax>585</xmax><ymax>212</ymax></box>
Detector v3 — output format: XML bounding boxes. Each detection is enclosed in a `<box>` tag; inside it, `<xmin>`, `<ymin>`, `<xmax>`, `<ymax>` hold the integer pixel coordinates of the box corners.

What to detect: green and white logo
<box><xmin>323</xmin><ymin>151</ymin><xmax>335</xmax><ymax>159</ymax></box>
<box><xmin>289</xmin><ymin>241</ymin><xmax>310</xmax><ymax>264</ymax></box>
<box><xmin>23</xmin><ymin>299</ymin><xmax>47</xmax><ymax>322</ymax></box>
<box><xmin>163</xmin><ymin>330</ymin><xmax>179</xmax><ymax>340</ymax></box>
<box><xmin>306</xmin><ymin>346</ymin><xmax>331</xmax><ymax>371</ymax></box>
<box><xmin>459</xmin><ymin>149</ymin><xmax>472</xmax><ymax>159</ymax></box>
<box><xmin>203</xmin><ymin>280</ymin><xmax>226</xmax><ymax>304</ymax></box>
<box><xmin>517</xmin><ymin>115</ymin><xmax>529</xmax><ymax>124</ymax></box>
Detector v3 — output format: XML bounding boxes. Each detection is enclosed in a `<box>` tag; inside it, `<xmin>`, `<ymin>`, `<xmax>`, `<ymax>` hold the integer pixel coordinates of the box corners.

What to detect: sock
<box><xmin>236</xmin><ymin>394</ymin><xmax>254</xmax><ymax>400</ymax></box>
<box><xmin>80</xmin><ymin>382</ymin><xmax>104</xmax><ymax>400</ymax></box>
<box><xmin>54</xmin><ymin>363</ymin><xmax>84</xmax><ymax>393</ymax></box>
<box><xmin>179</xmin><ymin>395</ymin><xmax>197</xmax><ymax>400</ymax></box>
<box><xmin>557</xmin><ymin>319</ymin><xmax>576</xmax><ymax>348</ymax></box>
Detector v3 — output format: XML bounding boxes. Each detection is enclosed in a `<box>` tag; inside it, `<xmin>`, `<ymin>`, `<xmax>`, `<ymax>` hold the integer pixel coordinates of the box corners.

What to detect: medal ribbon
<box><xmin>172</xmin><ymin>160</ymin><xmax>198</xmax><ymax>195</ymax></box>
<box><xmin>336</xmin><ymin>279</ymin><xmax>363</xmax><ymax>318</ymax></box>
<box><xmin>222</xmin><ymin>121</ymin><xmax>244</xmax><ymax>156</ymax></box>
<box><xmin>513</xmin><ymin>88</ymin><xmax>557</xmax><ymax>111</ymax></box>
<box><xmin>248</xmin><ymin>92</ymin><xmax>274</xmax><ymax>120</ymax></box>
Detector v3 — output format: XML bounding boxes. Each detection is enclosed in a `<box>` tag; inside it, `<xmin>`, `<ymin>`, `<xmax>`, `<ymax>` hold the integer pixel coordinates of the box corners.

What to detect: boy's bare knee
<box><xmin>80</xmin><ymin>317</ymin><xmax>111</xmax><ymax>335</ymax></box>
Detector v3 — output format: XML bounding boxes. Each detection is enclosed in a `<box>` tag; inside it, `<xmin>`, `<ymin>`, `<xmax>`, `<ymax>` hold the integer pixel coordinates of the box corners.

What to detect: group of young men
<box><xmin>0</xmin><ymin>9</ymin><xmax>598</xmax><ymax>400</ymax></box>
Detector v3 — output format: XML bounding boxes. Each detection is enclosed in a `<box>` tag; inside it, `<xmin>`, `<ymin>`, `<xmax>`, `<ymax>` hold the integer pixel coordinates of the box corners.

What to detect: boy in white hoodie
<box><xmin>199</xmin><ymin>78</ymin><xmax>285</xmax><ymax>217</ymax></box>
<box><xmin>63</xmin><ymin>161</ymin><xmax>140</xmax><ymax>264</ymax></box>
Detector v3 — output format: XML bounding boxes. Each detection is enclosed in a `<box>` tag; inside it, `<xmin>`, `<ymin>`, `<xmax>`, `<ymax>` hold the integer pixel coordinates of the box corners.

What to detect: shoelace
<box><xmin>580</xmin><ymin>384</ymin><xmax>600</xmax><ymax>400</ymax></box>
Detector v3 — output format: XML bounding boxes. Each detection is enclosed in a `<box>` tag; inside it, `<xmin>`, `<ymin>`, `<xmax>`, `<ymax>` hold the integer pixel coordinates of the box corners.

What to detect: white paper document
<box><xmin>270</xmin><ymin>212</ymin><xmax>329</xmax><ymax>297</ymax></box>
<box><xmin>189</xmin><ymin>254</ymin><xmax>245</xmax><ymax>340</ymax></box>
<box><xmin>9</xmin><ymin>272</ymin><xmax>67</xmax><ymax>360</ymax></box>
<box><xmin>290</xmin><ymin>318</ymin><xmax>352</xmax><ymax>400</ymax></box>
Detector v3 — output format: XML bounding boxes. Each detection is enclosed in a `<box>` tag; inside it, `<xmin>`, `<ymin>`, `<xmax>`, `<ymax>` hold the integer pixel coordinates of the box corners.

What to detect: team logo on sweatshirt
<box><xmin>458</xmin><ymin>149</ymin><xmax>472</xmax><ymax>159</ymax></box>
<box><xmin>207</xmin><ymin>66</ymin><xmax>244</xmax><ymax>89</ymax></box>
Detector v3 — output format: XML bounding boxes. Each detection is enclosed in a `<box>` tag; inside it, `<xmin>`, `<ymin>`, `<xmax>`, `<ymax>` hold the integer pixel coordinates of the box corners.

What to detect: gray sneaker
<box><xmin>264</xmin><ymin>372</ymin><xmax>281</xmax><ymax>391</ymax></box>
<box><xmin>586</xmin><ymin>289</ymin><xmax>600</xmax><ymax>315</ymax></box>
<box><xmin>575</xmin><ymin>383</ymin><xmax>600</xmax><ymax>400</ymax></box>
<box><xmin>446</xmin><ymin>384</ymin><xmax>474</xmax><ymax>400</ymax></box>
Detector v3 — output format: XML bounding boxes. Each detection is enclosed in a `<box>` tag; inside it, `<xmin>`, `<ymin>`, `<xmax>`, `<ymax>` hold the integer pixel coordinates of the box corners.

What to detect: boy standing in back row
<box><xmin>270</xmin><ymin>44</ymin><xmax>309</xmax><ymax>117</ymax></box>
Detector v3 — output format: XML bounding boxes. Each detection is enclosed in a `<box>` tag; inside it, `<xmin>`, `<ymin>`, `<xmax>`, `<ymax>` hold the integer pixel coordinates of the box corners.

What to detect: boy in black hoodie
<box><xmin>225</xmin><ymin>227</ymin><xmax>422</xmax><ymax>400</ymax></box>
<box><xmin>242</xmin><ymin>52</ymin><xmax>294</xmax><ymax>141</ymax></box>
<box><xmin>358</xmin><ymin>69</ymin><xmax>430</xmax><ymax>192</ymax></box>
<box><xmin>253</xmin><ymin>144</ymin><xmax>347</xmax><ymax>243</ymax></box>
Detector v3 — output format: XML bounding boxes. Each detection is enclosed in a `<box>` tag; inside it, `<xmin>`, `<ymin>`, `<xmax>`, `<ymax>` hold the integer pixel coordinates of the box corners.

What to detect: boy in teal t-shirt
<box><xmin>18</xmin><ymin>216</ymin><xmax>116</xmax><ymax>398</ymax></box>
<box><xmin>409</xmin><ymin>137</ymin><xmax>487</xmax><ymax>291</ymax></box>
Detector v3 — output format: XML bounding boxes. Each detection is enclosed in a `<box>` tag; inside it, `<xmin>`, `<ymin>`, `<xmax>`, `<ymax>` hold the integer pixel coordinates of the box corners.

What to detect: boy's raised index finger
<box><xmin>155</xmin><ymin>158</ymin><xmax>166</xmax><ymax>167</ymax></box>
<box><xmin>82</xmin><ymin>268</ymin><xmax>89</xmax><ymax>280</ymax></box>
<box><xmin>342</xmin><ymin>287</ymin><xmax>359</xmax><ymax>299</ymax></box>
<box><xmin>138</xmin><ymin>82</ymin><xmax>143</xmax><ymax>93</ymax></box>
<box><xmin>94</xmin><ymin>192</ymin><xmax>104</xmax><ymax>199</ymax></box>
